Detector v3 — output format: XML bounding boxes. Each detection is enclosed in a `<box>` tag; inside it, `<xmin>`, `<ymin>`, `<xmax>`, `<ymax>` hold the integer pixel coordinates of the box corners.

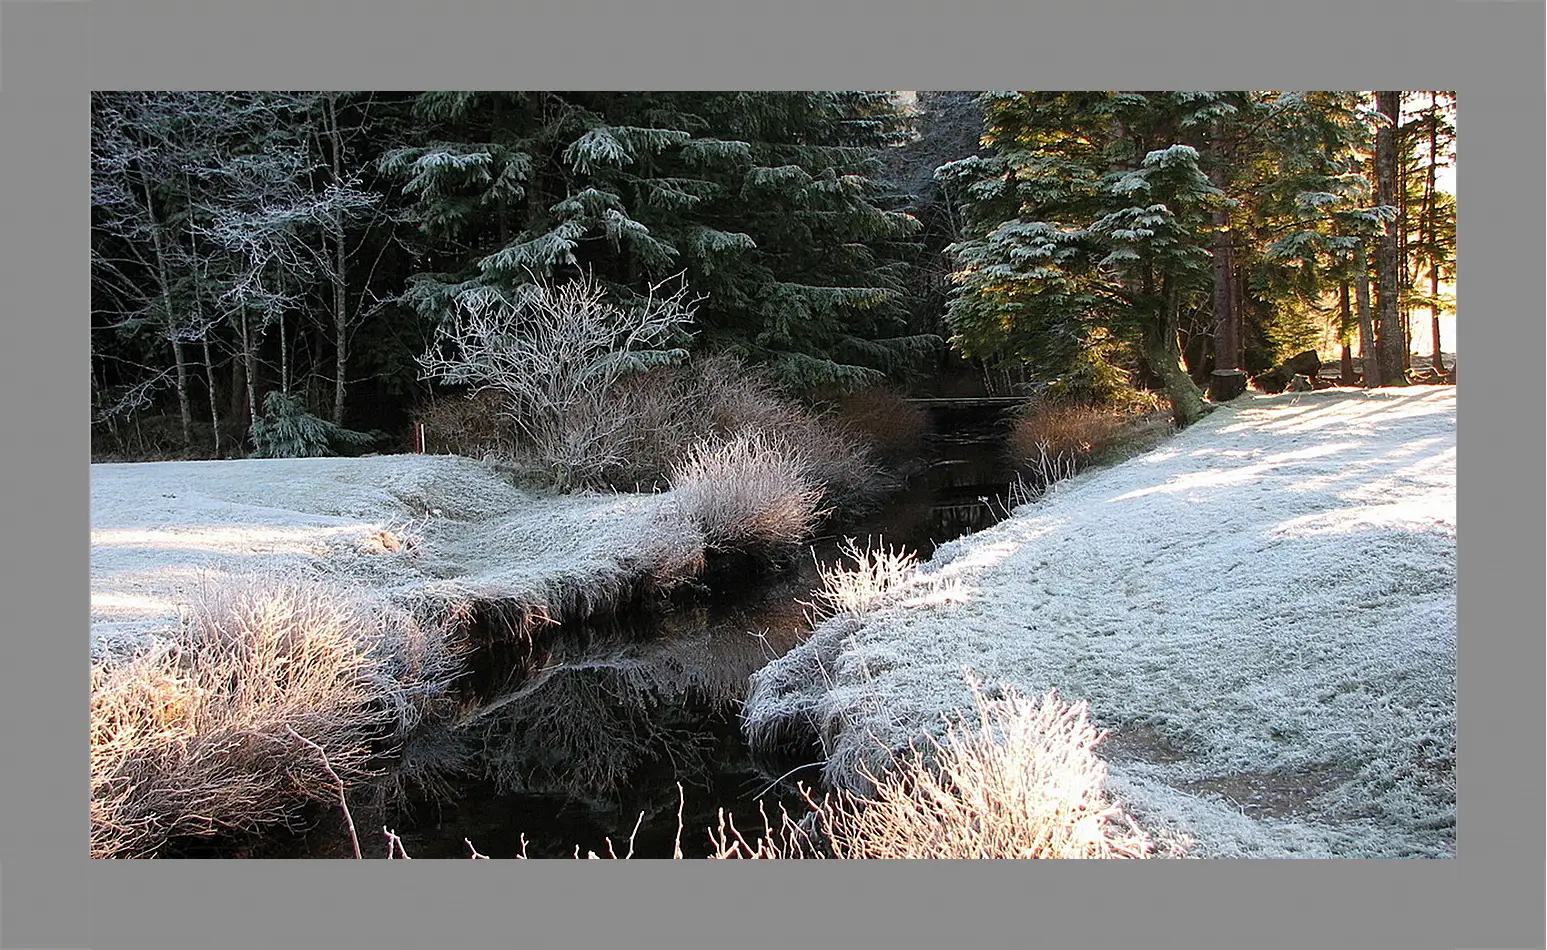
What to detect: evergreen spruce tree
<box><xmin>939</xmin><ymin>91</ymin><xmax>1400</xmax><ymax>417</ymax></box>
<box><xmin>381</xmin><ymin>92</ymin><xmax>928</xmax><ymax>392</ymax></box>
<box><xmin>938</xmin><ymin>92</ymin><xmax>1229</xmax><ymax>424</ymax></box>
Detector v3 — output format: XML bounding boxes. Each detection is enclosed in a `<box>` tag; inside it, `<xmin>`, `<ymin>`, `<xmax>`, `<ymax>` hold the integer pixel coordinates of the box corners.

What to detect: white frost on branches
<box><xmin>417</xmin><ymin>274</ymin><xmax>700</xmax><ymax>488</ymax></box>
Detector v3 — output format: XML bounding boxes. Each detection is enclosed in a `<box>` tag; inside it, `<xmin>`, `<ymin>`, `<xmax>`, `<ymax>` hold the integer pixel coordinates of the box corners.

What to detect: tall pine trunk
<box><xmin>1426</xmin><ymin>92</ymin><xmax>1445</xmax><ymax>373</ymax></box>
<box><xmin>1355</xmin><ymin>242</ymin><xmax>1380</xmax><ymax>387</ymax></box>
<box><xmin>1205</xmin><ymin>119</ymin><xmax>1245</xmax><ymax>401</ymax></box>
<box><xmin>1374</xmin><ymin>91</ymin><xmax>1407</xmax><ymax>386</ymax></box>
<box><xmin>1145</xmin><ymin>277</ymin><xmax>1210</xmax><ymax>427</ymax></box>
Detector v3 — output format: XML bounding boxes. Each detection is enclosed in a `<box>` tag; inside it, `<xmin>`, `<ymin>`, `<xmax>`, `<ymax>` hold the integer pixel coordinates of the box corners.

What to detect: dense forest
<box><xmin>90</xmin><ymin>91</ymin><xmax>1455</xmax><ymax>460</ymax></box>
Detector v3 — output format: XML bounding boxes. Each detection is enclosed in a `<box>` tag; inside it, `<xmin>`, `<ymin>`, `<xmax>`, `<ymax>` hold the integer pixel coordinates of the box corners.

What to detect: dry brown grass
<box><xmin>412</xmin><ymin>390</ymin><xmax>519</xmax><ymax>459</ymax></box>
<box><xmin>669</xmin><ymin>431</ymin><xmax>827</xmax><ymax>553</ymax></box>
<box><xmin>1007</xmin><ymin>402</ymin><xmax>1132</xmax><ymax>480</ymax></box>
<box><xmin>600</xmin><ymin>354</ymin><xmax>882</xmax><ymax>508</ymax></box>
<box><xmin>1002</xmin><ymin>399</ymin><xmax>1126</xmax><ymax>467</ymax></box>
<box><xmin>90</xmin><ymin>580</ymin><xmax>462</xmax><ymax>859</ymax></box>
<box><xmin>829</xmin><ymin>386</ymin><xmax>929</xmax><ymax>469</ymax></box>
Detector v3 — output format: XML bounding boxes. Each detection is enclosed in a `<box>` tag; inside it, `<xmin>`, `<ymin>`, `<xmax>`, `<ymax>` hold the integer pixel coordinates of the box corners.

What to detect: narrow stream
<box><xmin>272</xmin><ymin>406</ymin><xmax>1017</xmax><ymax>859</ymax></box>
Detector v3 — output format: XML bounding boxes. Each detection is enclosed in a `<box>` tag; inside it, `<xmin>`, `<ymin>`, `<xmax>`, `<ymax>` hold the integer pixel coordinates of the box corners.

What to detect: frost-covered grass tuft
<box><xmin>723</xmin><ymin>677</ymin><xmax>1155</xmax><ymax>860</ymax></box>
<box><xmin>90</xmin><ymin>579</ymin><xmax>461</xmax><ymax>859</ymax></box>
<box><xmin>806</xmin><ymin>538</ymin><xmax>919</xmax><ymax>620</ymax></box>
<box><xmin>818</xmin><ymin>678</ymin><xmax>1155</xmax><ymax>859</ymax></box>
<box><xmin>670</xmin><ymin>431</ymin><xmax>825</xmax><ymax>553</ymax></box>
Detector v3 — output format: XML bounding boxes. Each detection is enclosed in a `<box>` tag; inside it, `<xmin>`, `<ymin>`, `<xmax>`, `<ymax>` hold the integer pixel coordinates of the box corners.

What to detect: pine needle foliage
<box><xmin>249</xmin><ymin>392</ymin><xmax>377</xmax><ymax>458</ymax></box>
<box><xmin>385</xmin><ymin>92</ymin><xmax>929</xmax><ymax>392</ymax></box>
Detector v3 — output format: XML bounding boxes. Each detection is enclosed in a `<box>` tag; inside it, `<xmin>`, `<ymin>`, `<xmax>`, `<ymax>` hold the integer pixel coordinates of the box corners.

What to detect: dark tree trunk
<box><xmin>1355</xmin><ymin>242</ymin><xmax>1380</xmax><ymax>388</ymax></box>
<box><xmin>1339</xmin><ymin>281</ymin><xmax>1356</xmax><ymax>385</ymax></box>
<box><xmin>1374</xmin><ymin>91</ymin><xmax>1408</xmax><ymax>386</ymax></box>
<box><xmin>1207</xmin><ymin>119</ymin><xmax>1241</xmax><ymax>375</ymax></box>
<box><xmin>230</xmin><ymin>353</ymin><xmax>247</xmax><ymax>426</ymax></box>
<box><xmin>1146</xmin><ymin>278</ymin><xmax>1211</xmax><ymax>427</ymax></box>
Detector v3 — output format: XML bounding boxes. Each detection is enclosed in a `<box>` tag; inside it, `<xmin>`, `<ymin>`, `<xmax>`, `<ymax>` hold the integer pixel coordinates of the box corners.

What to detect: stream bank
<box><xmin>255</xmin><ymin>401</ymin><xmax>1026</xmax><ymax>859</ymax></box>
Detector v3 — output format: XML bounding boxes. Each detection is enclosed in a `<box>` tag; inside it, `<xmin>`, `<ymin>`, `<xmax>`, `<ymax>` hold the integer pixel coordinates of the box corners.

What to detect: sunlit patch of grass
<box><xmin>803</xmin><ymin>537</ymin><xmax>919</xmax><ymax>621</ymax></box>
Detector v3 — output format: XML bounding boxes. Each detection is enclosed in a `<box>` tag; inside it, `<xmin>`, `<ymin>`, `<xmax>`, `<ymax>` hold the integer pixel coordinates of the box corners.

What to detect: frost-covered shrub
<box><xmin>416</xmin><ymin>274</ymin><xmax>697</xmax><ymax>491</ymax></box>
<box><xmin>670</xmin><ymin>431</ymin><xmax>825</xmax><ymax>553</ymax></box>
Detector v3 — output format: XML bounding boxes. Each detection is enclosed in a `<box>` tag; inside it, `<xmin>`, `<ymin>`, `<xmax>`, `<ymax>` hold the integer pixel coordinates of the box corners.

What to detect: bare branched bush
<box><xmin>417</xmin><ymin>273</ymin><xmax>699</xmax><ymax>490</ymax></box>
<box><xmin>805</xmin><ymin>538</ymin><xmax>919</xmax><ymax>620</ymax></box>
<box><xmin>90</xmin><ymin>581</ymin><xmax>461</xmax><ymax>858</ymax></box>
<box><xmin>412</xmin><ymin>389</ymin><xmax>519</xmax><ymax>459</ymax></box>
<box><xmin>670</xmin><ymin>432</ymin><xmax>826</xmax><ymax>553</ymax></box>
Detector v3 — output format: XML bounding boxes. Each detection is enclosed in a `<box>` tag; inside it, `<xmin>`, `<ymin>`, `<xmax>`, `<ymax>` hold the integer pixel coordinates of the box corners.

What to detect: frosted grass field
<box><xmin>748</xmin><ymin>386</ymin><xmax>1456</xmax><ymax>858</ymax></box>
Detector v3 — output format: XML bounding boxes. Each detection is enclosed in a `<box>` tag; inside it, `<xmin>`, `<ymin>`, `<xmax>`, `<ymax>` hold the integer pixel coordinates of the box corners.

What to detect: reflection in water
<box><xmin>382</xmin><ymin>419</ymin><xmax>1016</xmax><ymax>858</ymax></box>
<box><xmin>394</xmin><ymin>600</ymin><xmax>812</xmax><ymax>858</ymax></box>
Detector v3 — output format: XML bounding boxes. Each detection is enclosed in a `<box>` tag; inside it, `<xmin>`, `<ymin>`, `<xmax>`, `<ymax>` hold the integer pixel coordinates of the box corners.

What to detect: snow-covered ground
<box><xmin>90</xmin><ymin>454</ymin><xmax>703</xmax><ymax>655</ymax></box>
<box><xmin>91</xmin><ymin>389</ymin><xmax>1457</xmax><ymax>858</ymax></box>
<box><xmin>748</xmin><ymin>386</ymin><xmax>1456</xmax><ymax>858</ymax></box>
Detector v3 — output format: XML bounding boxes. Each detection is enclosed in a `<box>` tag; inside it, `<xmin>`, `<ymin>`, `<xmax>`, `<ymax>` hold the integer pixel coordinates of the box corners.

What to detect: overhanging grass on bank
<box><xmin>90</xmin><ymin>580</ymin><xmax>463</xmax><ymax>859</ymax></box>
<box><xmin>88</xmin><ymin>446</ymin><xmax>841</xmax><ymax>857</ymax></box>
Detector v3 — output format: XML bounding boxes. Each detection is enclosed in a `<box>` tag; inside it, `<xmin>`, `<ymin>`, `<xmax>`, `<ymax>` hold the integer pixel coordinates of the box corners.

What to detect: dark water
<box><xmin>278</xmin><ymin>409</ymin><xmax>1017</xmax><ymax>859</ymax></box>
